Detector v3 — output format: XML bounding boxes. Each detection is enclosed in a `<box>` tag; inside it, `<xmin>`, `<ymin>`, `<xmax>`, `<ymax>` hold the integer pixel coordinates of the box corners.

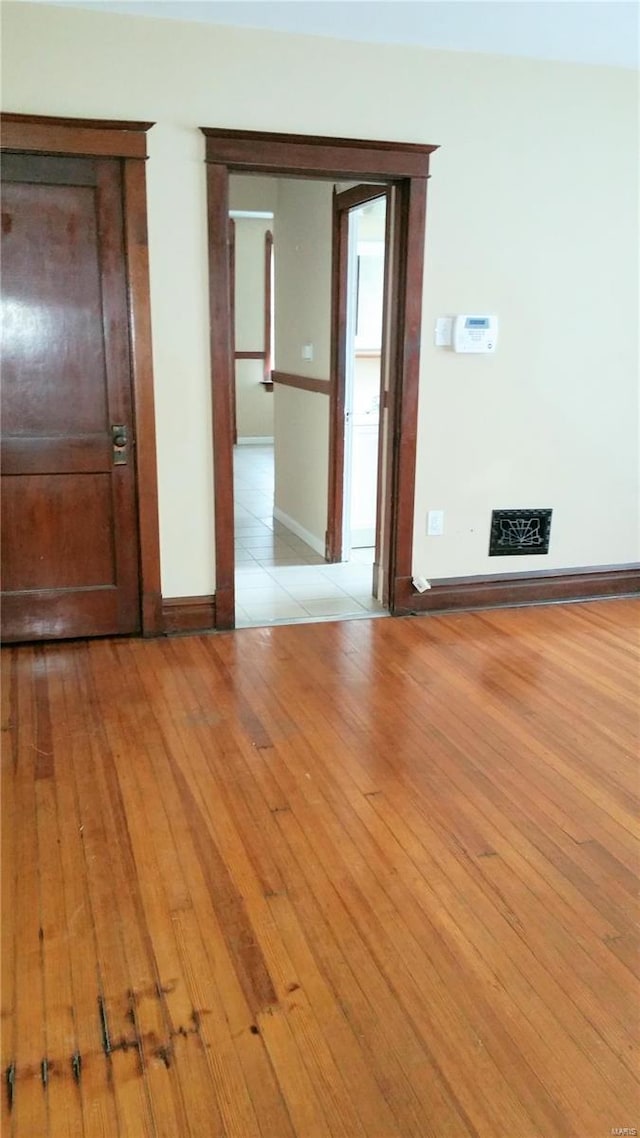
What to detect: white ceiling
<box><xmin>51</xmin><ymin>1</ymin><xmax>640</xmax><ymax>69</ymax></box>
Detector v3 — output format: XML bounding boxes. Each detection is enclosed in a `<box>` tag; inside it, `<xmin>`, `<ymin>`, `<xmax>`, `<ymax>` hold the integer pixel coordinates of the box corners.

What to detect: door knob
<box><xmin>111</xmin><ymin>424</ymin><xmax>129</xmax><ymax>464</ymax></box>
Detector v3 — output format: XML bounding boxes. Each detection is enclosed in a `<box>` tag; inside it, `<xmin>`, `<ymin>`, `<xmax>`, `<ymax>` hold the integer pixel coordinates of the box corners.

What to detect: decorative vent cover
<box><xmin>489</xmin><ymin>509</ymin><xmax>552</xmax><ymax>556</ymax></box>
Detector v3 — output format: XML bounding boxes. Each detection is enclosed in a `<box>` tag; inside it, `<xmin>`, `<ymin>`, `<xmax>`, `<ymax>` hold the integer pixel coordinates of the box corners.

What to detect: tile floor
<box><xmin>233</xmin><ymin>444</ymin><xmax>387</xmax><ymax>628</ymax></box>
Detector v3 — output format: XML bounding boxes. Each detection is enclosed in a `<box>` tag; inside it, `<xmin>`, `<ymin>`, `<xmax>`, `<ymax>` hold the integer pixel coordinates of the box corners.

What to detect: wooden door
<box><xmin>1</xmin><ymin>153</ymin><xmax>141</xmax><ymax>642</ymax></box>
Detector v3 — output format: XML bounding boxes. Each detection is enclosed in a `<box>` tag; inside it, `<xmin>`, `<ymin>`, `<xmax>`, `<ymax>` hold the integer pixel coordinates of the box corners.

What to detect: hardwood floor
<box><xmin>1</xmin><ymin>598</ymin><xmax>638</xmax><ymax>1137</ymax></box>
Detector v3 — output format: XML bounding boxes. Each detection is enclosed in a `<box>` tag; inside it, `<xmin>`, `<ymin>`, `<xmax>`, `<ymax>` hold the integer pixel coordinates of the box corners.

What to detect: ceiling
<box><xmin>50</xmin><ymin>1</ymin><xmax>640</xmax><ymax>69</ymax></box>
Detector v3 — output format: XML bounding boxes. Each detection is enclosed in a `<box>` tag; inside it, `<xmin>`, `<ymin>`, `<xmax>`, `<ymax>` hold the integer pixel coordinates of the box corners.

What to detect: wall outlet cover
<box><xmin>489</xmin><ymin>508</ymin><xmax>552</xmax><ymax>556</ymax></box>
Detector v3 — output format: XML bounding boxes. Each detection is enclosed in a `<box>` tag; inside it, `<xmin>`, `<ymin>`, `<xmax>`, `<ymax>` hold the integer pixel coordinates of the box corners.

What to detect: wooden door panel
<box><xmin>1</xmin><ymin>436</ymin><xmax>112</xmax><ymax>475</ymax></box>
<box><xmin>2</xmin><ymin>181</ymin><xmax>108</xmax><ymax>436</ymax></box>
<box><xmin>2</xmin><ymin>474</ymin><xmax>115</xmax><ymax>590</ymax></box>
<box><xmin>1</xmin><ymin>153</ymin><xmax>140</xmax><ymax>642</ymax></box>
<box><xmin>0</xmin><ymin>589</ymin><xmax>120</xmax><ymax>643</ymax></box>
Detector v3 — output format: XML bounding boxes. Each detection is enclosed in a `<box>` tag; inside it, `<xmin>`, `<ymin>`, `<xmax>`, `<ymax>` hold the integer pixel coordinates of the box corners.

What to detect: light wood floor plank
<box><xmin>2</xmin><ymin>598</ymin><xmax>638</xmax><ymax>1137</ymax></box>
<box><xmin>67</xmin><ymin>645</ymin><xmax>154</xmax><ymax>1137</ymax></box>
<box><xmin>11</xmin><ymin>649</ymin><xmax>49</xmax><ymax>1136</ymax></box>
<box><xmin>126</xmin><ymin>637</ymin><xmax>297</xmax><ymax>1138</ymax></box>
<box><xmin>51</xmin><ymin>646</ymin><xmax>120</xmax><ymax>1138</ymax></box>
<box><xmin>1</xmin><ymin>650</ymin><xmax>18</xmax><ymax>1138</ymax></box>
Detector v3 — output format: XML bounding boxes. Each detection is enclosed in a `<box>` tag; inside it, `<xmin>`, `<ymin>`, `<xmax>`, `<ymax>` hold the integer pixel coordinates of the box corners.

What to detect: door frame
<box><xmin>201</xmin><ymin>127</ymin><xmax>438</xmax><ymax>629</ymax></box>
<box><xmin>327</xmin><ymin>183</ymin><xmax>390</xmax><ymax>568</ymax></box>
<box><xmin>1</xmin><ymin>114</ymin><xmax>163</xmax><ymax>636</ymax></box>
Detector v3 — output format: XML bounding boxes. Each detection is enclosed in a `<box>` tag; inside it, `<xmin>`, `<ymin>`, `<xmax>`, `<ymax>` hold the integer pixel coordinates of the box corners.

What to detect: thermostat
<box><xmin>453</xmin><ymin>314</ymin><xmax>498</xmax><ymax>353</ymax></box>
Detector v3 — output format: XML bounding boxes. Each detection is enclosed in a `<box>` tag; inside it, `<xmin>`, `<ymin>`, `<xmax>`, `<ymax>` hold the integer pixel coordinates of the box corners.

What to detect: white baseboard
<box><xmin>350</xmin><ymin>527</ymin><xmax>376</xmax><ymax>547</ymax></box>
<box><xmin>273</xmin><ymin>506</ymin><xmax>325</xmax><ymax>557</ymax></box>
<box><xmin>236</xmin><ymin>436</ymin><xmax>274</xmax><ymax>446</ymax></box>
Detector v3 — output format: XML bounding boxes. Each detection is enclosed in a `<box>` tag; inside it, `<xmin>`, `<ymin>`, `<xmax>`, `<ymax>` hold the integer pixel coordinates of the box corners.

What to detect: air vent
<box><xmin>489</xmin><ymin>509</ymin><xmax>552</xmax><ymax>556</ymax></box>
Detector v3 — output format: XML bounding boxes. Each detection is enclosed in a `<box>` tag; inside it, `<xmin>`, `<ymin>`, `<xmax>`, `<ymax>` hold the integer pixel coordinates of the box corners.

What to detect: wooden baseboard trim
<box><xmin>162</xmin><ymin>595</ymin><xmax>216</xmax><ymax>634</ymax></box>
<box><xmin>393</xmin><ymin>564</ymin><xmax>640</xmax><ymax>616</ymax></box>
<box><xmin>271</xmin><ymin>371</ymin><xmax>331</xmax><ymax>395</ymax></box>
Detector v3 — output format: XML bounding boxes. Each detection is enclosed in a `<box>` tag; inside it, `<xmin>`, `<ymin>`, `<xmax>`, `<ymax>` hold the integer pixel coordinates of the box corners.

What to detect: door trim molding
<box><xmin>1</xmin><ymin>113</ymin><xmax>153</xmax><ymax>158</ymax></box>
<box><xmin>1</xmin><ymin>114</ymin><xmax>163</xmax><ymax>635</ymax></box>
<box><xmin>202</xmin><ymin>128</ymin><xmax>438</xmax><ymax>629</ymax></box>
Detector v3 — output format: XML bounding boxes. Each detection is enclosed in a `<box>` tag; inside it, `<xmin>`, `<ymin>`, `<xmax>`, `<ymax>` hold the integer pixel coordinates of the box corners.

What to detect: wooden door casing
<box><xmin>1</xmin><ymin>152</ymin><xmax>141</xmax><ymax>641</ymax></box>
<box><xmin>202</xmin><ymin>130</ymin><xmax>436</xmax><ymax>629</ymax></box>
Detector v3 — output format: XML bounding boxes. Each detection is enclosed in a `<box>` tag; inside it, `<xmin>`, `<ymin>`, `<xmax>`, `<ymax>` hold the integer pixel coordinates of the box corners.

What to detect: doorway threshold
<box><xmin>235</xmin><ymin>608</ymin><xmax>388</xmax><ymax>630</ymax></box>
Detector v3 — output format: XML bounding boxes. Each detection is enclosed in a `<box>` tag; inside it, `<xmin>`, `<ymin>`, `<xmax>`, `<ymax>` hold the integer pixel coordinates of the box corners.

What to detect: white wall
<box><xmin>2</xmin><ymin>2</ymin><xmax>638</xmax><ymax>596</ymax></box>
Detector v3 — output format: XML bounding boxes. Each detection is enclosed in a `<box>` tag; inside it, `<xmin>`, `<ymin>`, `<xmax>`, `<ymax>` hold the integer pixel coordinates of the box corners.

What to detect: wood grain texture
<box><xmin>1</xmin><ymin>155</ymin><xmax>140</xmax><ymax>642</ymax></box>
<box><xmin>122</xmin><ymin>157</ymin><xmax>163</xmax><ymax>636</ymax></box>
<box><xmin>394</xmin><ymin>564</ymin><xmax>640</xmax><ymax>615</ymax></box>
<box><xmin>201</xmin><ymin>128</ymin><xmax>437</xmax><ymax>179</ymax></box>
<box><xmin>162</xmin><ymin>595</ymin><xmax>216</xmax><ymax>634</ymax></box>
<box><xmin>1</xmin><ymin>113</ymin><xmax>152</xmax><ymax>158</ymax></box>
<box><xmin>206</xmin><ymin>163</ymin><xmax>235</xmax><ymax>630</ymax></box>
<box><xmin>388</xmin><ymin>177</ymin><xmax>428</xmax><ymax>595</ymax></box>
<box><xmin>2</xmin><ymin>598</ymin><xmax>638</xmax><ymax>1136</ymax></box>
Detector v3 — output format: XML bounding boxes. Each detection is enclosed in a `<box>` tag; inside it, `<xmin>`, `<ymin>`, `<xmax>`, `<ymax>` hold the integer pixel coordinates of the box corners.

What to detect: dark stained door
<box><xmin>1</xmin><ymin>153</ymin><xmax>140</xmax><ymax>642</ymax></box>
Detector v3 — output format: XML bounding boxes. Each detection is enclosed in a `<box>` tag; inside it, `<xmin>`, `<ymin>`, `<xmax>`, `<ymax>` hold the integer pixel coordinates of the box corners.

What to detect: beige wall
<box><xmin>234</xmin><ymin>360</ymin><xmax>273</xmax><ymax>440</ymax></box>
<box><xmin>229</xmin><ymin>175</ymin><xmax>278</xmax><ymax>214</ymax></box>
<box><xmin>232</xmin><ymin>217</ymin><xmax>274</xmax><ymax>439</ymax></box>
<box><xmin>272</xmin><ymin>177</ymin><xmax>333</xmax><ymax>543</ymax></box>
<box><xmin>273</xmin><ymin>178</ymin><xmax>333</xmax><ymax>382</ymax></box>
<box><xmin>273</xmin><ymin>388</ymin><xmax>330</xmax><ymax>553</ymax></box>
<box><xmin>2</xmin><ymin>2</ymin><xmax>638</xmax><ymax>597</ymax></box>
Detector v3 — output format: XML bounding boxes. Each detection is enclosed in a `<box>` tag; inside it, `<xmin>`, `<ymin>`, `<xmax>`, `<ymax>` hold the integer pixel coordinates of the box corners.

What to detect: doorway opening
<box><xmin>202</xmin><ymin>128</ymin><xmax>437</xmax><ymax>630</ymax></box>
<box><xmin>342</xmin><ymin>195</ymin><xmax>387</xmax><ymax>560</ymax></box>
<box><xmin>233</xmin><ymin>443</ymin><xmax>384</xmax><ymax>627</ymax></box>
<box><xmin>228</xmin><ymin>174</ymin><xmax>388</xmax><ymax>627</ymax></box>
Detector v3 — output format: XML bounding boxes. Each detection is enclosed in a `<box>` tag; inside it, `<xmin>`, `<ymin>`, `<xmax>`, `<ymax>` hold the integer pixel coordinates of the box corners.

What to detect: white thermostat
<box><xmin>453</xmin><ymin>314</ymin><xmax>498</xmax><ymax>353</ymax></box>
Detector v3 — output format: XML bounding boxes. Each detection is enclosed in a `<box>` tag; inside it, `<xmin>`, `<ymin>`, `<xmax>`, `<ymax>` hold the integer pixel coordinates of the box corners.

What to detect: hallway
<box><xmin>233</xmin><ymin>444</ymin><xmax>385</xmax><ymax>627</ymax></box>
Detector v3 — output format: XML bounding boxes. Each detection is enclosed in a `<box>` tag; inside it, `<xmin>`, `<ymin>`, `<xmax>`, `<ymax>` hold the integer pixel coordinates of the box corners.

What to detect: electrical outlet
<box><xmin>427</xmin><ymin>510</ymin><xmax>444</xmax><ymax>537</ymax></box>
<box><xmin>301</xmin><ymin>343</ymin><xmax>314</xmax><ymax>361</ymax></box>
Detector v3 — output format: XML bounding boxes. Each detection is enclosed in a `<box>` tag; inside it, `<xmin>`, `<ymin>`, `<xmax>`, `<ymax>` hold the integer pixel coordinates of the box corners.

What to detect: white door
<box><xmin>341</xmin><ymin>208</ymin><xmax>359</xmax><ymax>560</ymax></box>
<box><xmin>342</xmin><ymin>200</ymin><xmax>386</xmax><ymax>557</ymax></box>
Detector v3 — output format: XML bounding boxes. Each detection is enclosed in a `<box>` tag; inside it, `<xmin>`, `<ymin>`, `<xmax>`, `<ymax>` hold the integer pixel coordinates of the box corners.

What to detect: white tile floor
<box><xmin>233</xmin><ymin>444</ymin><xmax>387</xmax><ymax>628</ymax></box>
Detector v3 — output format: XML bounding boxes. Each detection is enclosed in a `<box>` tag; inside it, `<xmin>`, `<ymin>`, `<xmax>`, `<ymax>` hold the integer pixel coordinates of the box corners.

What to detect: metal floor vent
<box><xmin>489</xmin><ymin>509</ymin><xmax>552</xmax><ymax>556</ymax></box>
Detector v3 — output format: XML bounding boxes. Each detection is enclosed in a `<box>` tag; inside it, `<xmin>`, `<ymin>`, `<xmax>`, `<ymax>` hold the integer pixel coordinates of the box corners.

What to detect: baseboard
<box><xmin>162</xmin><ymin>594</ymin><xmax>216</xmax><ymax>634</ymax></box>
<box><xmin>393</xmin><ymin>564</ymin><xmax>640</xmax><ymax>616</ymax></box>
<box><xmin>159</xmin><ymin>567</ymin><xmax>638</xmax><ymax>631</ymax></box>
<box><xmin>273</xmin><ymin>506</ymin><xmax>325</xmax><ymax>556</ymax></box>
<box><xmin>236</xmin><ymin>436</ymin><xmax>274</xmax><ymax>446</ymax></box>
